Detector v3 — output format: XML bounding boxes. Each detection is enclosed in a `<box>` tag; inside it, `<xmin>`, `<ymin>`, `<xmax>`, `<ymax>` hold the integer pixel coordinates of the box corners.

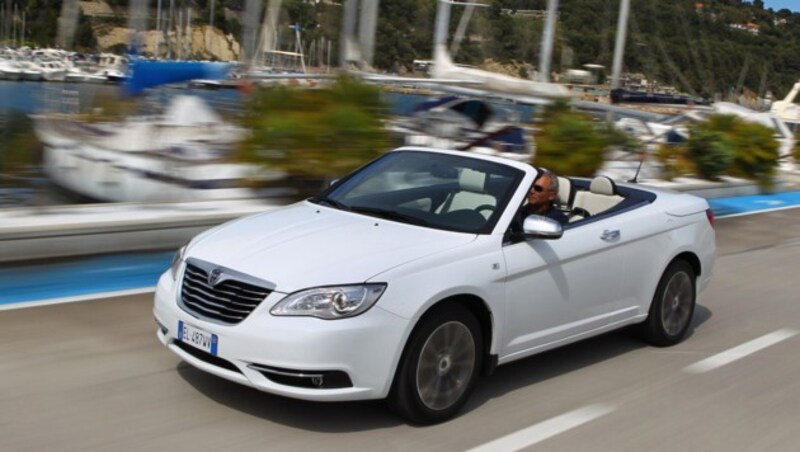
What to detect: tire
<box><xmin>641</xmin><ymin>259</ymin><xmax>696</xmax><ymax>346</ymax></box>
<box><xmin>388</xmin><ymin>304</ymin><xmax>483</xmax><ymax>425</ymax></box>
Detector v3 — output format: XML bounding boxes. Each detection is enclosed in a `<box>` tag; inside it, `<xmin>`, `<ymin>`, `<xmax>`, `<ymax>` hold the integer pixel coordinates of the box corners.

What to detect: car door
<box><xmin>500</xmin><ymin>216</ymin><xmax>627</xmax><ymax>359</ymax></box>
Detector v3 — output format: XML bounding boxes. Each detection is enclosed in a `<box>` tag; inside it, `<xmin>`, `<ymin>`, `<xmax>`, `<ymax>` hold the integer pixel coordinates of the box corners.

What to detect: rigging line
<box><xmin>627</xmin><ymin>3</ymin><xmax>658</xmax><ymax>86</ymax></box>
<box><xmin>649</xmin><ymin>1</ymin><xmax>698</xmax><ymax>98</ymax></box>
<box><xmin>694</xmin><ymin>5</ymin><xmax>718</xmax><ymax>96</ymax></box>
<box><xmin>734</xmin><ymin>55</ymin><xmax>750</xmax><ymax>100</ymax></box>
<box><xmin>678</xmin><ymin>1</ymin><xmax>714</xmax><ymax>96</ymax></box>
<box><xmin>450</xmin><ymin>0</ymin><xmax>477</xmax><ymax>58</ymax></box>
<box><xmin>758</xmin><ymin>63</ymin><xmax>769</xmax><ymax>100</ymax></box>
<box><xmin>598</xmin><ymin>0</ymin><xmax>612</xmax><ymax>64</ymax></box>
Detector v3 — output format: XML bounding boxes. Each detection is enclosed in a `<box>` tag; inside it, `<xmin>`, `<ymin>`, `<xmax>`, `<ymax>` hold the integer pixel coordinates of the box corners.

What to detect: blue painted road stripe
<box><xmin>709</xmin><ymin>190</ymin><xmax>800</xmax><ymax>218</ymax></box>
<box><xmin>2</xmin><ymin>190</ymin><xmax>800</xmax><ymax>309</ymax></box>
<box><xmin>0</xmin><ymin>252</ymin><xmax>173</xmax><ymax>306</ymax></box>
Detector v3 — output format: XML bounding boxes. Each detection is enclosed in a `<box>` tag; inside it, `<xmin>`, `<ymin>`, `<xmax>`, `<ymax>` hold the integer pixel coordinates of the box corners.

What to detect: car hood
<box><xmin>187</xmin><ymin>201</ymin><xmax>477</xmax><ymax>293</ymax></box>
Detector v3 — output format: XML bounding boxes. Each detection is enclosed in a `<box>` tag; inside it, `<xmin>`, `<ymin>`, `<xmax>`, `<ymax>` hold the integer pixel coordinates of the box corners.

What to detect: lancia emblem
<box><xmin>208</xmin><ymin>268</ymin><xmax>223</xmax><ymax>286</ymax></box>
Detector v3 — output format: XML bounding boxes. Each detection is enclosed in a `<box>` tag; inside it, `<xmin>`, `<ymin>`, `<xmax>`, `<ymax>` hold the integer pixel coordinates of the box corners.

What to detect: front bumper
<box><xmin>153</xmin><ymin>271</ymin><xmax>410</xmax><ymax>402</ymax></box>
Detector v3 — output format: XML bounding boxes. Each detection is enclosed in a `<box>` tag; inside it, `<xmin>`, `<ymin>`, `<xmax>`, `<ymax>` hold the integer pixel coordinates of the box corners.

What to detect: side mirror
<box><xmin>522</xmin><ymin>215</ymin><xmax>563</xmax><ymax>239</ymax></box>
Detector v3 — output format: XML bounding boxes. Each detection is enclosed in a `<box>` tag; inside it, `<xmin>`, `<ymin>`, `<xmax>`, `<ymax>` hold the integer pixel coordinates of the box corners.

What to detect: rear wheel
<box><xmin>388</xmin><ymin>304</ymin><xmax>482</xmax><ymax>424</ymax></box>
<box><xmin>641</xmin><ymin>259</ymin><xmax>696</xmax><ymax>346</ymax></box>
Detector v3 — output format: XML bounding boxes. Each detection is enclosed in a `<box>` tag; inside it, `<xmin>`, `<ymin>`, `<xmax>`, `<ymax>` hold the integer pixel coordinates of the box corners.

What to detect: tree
<box><xmin>236</xmin><ymin>77</ymin><xmax>391</xmax><ymax>189</ymax></box>
<box><xmin>75</xmin><ymin>12</ymin><xmax>97</xmax><ymax>50</ymax></box>
<box><xmin>684</xmin><ymin>127</ymin><xmax>734</xmax><ymax>181</ymax></box>
<box><xmin>698</xmin><ymin>114</ymin><xmax>780</xmax><ymax>188</ymax></box>
<box><xmin>533</xmin><ymin>102</ymin><xmax>606</xmax><ymax>177</ymax></box>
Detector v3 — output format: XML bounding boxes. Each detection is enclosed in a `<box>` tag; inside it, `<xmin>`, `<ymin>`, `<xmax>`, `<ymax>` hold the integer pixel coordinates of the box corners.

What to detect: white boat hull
<box><xmin>42</xmin><ymin>142</ymin><xmax>260</xmax><ymax>203</ymax></box>
<box><xmin>35</xmin><ymin>100</ymin><xmax>284</xmax><ymax>203</ymax></box>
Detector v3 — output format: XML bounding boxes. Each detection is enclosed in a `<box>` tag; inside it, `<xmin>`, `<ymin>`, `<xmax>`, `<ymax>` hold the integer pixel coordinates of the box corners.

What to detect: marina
<box><xmin>0</xmin><ymin>0</ymin><xmax>797</xmax><ymax>211</ymax></box>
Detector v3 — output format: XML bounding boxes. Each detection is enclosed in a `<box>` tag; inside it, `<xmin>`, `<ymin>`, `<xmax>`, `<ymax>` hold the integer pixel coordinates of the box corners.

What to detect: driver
<box><xmin>523</xmin><ymin>168</ymin><xmax>568</xmax><ymax>225</ymax></box>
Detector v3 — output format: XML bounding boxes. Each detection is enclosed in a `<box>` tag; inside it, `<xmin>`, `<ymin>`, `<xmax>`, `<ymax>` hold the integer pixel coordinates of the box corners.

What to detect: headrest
<box><xmin>590</xmin><ymin>176</ymin><xmax>616</xmax><ymax>196</ymax></box>
<box><xmin>459</xmin><ymin>168</ymin><xmax>486</xmax><ymax>192</ymax></box>
<box><xmin>556</xmin><ymin>176</ymin><xmax>572</xmax><ymax>205</ymax></box>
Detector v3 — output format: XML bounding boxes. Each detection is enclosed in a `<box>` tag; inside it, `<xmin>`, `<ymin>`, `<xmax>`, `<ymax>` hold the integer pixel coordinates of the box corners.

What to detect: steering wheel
<box><xmin>476</xmin><ymin>204</ymin><xmax>495</xmax><ymax>217</ymax></box>
<box><xmin>569</xmin><ymin>207</ymin><xmax>591</xmax><ymax>220</ymax></box>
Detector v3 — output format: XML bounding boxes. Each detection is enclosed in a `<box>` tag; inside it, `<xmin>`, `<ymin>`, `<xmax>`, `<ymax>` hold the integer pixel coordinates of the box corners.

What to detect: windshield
<box><xmin>312</xmin><ymin>151</ymin><xmax>525</xmax><ymax>234</ymax></box>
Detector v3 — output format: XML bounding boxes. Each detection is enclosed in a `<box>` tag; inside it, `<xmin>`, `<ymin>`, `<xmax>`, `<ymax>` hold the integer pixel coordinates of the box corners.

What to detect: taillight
<box><xmin>705</xmin><ymin>208</ymin><xmax>715</xmax><ymax>228</ymax></box>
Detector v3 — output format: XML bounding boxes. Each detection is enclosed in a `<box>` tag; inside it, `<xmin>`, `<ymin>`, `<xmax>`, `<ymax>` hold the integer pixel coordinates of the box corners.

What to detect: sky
<box><xmin>762</xmin><ymin>1</ymin><xmax>800</xmax><ymax>12</ymax></box>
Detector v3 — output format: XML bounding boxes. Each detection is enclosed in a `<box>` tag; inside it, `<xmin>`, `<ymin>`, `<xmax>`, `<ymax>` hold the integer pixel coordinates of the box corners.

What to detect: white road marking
<box><xmin>717</xmin><ymin>204</ymin><xmax>800</xmax><ymax>219</ymax></box>
<box><xmin>753</xmin><ymin>200</ymin><xmax>785</xmax><ymax>206</ymax></box>
<box><xmin>0</xmin><ymin>287</ymin><xmax>156</xmax><ymax>311</ymax></box>
<box><xmin>684</xmin><ymin>329</ymin><xmax>799</xmax><ymax>374</ymax></box>
<box><xmin>467</xmin><ymin>404</ymin><xmax>615</xmax><ymax>452</ymax></box>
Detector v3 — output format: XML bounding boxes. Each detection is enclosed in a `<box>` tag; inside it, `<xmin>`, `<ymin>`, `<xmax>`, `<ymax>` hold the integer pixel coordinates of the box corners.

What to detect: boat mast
<box><xmin>206</xmin><ymin>0</ymin><xmax>213</xmax><ymax>59</ymax></box>
<box><xmin>611</xmin><ymin>0</ymin><xmax>631</xmax><ymax>90</ymax></box>
<box><xmin>177</xmin><ymin>9</ymin><xmax>182</xmax><ymax>60</ymax></box>
<box><xmin>186</xmin><ymin>6</ymin><xmax>192</xmax><ymax>58</ymax></box>
<box><xmin>357</xmin><ymin>0</ymin><xmax>379</xmax><ymax>69</ymax></box>
<box><xmin>242</xmin><ymin>0</ymin><xmax>263</xmax><ymax>68</ymax></box>
<box><xmin>167</xmin><ymin>0</ymin><xmax>174</xmax><ymax>59</ymax></box>
<box><xmin>339</xmin><ymin>0</ymin><xmax>358</xmax><ymax>67</ymax></box>
<box><xmin>155</xmin><ymin>0</ymin><xmax>162</xmax><ymax>58</ymax></box>
<box><xmin>450</xmin><ymin>0</ymin><xmax>476</xmax><ymax>58</ymax></box>
<box><xmin>12</xmin><ymin>2</ymin><xmax>17</xmax><ymax>48</ymax></box>
<box><xmin>433</xmin><ymin>0</ymin><xmax>451</xmax><ymax>51</ymax></box>
<box><xmin>256</xmin><ymin>0</ymin><xmax>283</xmax><ymax>68</ymax></box>
<box><xmin>538</xmin><ymin>0</ymin><xmax>559</xmax><ymax>83</ymax></box>
<box><xmin>127</xmin><ymin>0</ymin><xmax>148</xmax><ymax>55</ymax></box>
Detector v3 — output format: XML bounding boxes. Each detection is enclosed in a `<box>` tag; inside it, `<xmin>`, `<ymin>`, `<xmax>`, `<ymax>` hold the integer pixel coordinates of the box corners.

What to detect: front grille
<box><xmin>180</xmin><ymin>263</ymin><xmax>272</xmax><ymax>324</ymax></box>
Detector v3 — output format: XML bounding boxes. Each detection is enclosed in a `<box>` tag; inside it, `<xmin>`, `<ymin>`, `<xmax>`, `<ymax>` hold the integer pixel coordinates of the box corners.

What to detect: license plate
<box><xmin>178</xmin><ymin>320</ymin><xmax>218</xmax><ymax>356</ymax></box>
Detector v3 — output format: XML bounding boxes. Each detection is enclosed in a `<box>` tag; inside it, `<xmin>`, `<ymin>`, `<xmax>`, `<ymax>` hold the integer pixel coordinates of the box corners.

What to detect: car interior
<box><xmin>553</xmin><ymin>175</ymin><xmax>657</xmax><ymax>225</ymax></box>
<box><xmin>436</xmin><ymin>168</ymin><xmax>498</xmax><ymax>219</ymax></box>
<box><xmin>331</xmin><ymin>153</ymin><xmax>656</xmax><ymax>234</ymax></box>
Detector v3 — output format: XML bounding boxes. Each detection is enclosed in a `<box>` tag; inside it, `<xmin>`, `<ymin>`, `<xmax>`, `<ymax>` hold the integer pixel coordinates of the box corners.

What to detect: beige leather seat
<box><xmin>571</xmin><ymin>176</ymin><xmax>624</xmax><ymax>220</ymax></box>
<box><xmin>440</xmin><ymin>168</ymin><xmax>497</xmax><ymax>219</ymax></box>
<box><xmin>556</xmin><ymin>176</ymin><xmax>573</xmax><ymax>211</ymax></box>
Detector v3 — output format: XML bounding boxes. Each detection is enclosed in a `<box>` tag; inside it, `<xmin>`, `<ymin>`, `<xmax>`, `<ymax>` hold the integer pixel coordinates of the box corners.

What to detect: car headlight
<box><xmin>270</xmin><ymin>284</ymin><xmax>387</xmax><ymax>320</ymax></box>
<box><xmin>169</xmin><ymin>245</ymin><xmax>187</xmax><ymax>280</ymax></box>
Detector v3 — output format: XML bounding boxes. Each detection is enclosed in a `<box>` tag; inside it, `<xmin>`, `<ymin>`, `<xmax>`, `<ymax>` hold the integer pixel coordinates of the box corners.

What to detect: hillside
<box><xmin>4</xmin><ymin>0</ymin><xmax>800</xmax><ymax>99</ymax></box>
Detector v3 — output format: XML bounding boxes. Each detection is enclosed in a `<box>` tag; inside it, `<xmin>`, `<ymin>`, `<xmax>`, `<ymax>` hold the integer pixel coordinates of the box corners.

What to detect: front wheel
<box><xmin>388</xmin><ymin>304</ymin><xmax>483</xmax><ymax>424</ymax></box>
<box><xmin>641</xmin><ymin>259</ymin><xmax>696</xmax><ymax>346</ymax></box>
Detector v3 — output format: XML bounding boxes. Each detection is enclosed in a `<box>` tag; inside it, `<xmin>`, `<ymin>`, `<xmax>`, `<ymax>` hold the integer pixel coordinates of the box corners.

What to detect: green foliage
<box><xmin>597</xmin><ymin>122</ymin><xmax>638</xmax><ymax>154</ymax></box>
<box><xmin>558</xmin><ymin>0</ymin><xmax>800</xmax><ymax>98</ymax></box>
<box><xmin>727</xmin><ymin>121</ymin><xmax>779</xmax><ymax>188</ymax></box>
<box><xmin>655</xmin><ymin>143</ymin><xmax>693</xmax><ymax>181</ymax></box>
<box><xmin>684</xmin><ymin>127</ymin><xmax>734</xmax><ymax>181</ymax></box>
<box><xmin>82</xmin><ymin>94</ymin><xmax>140</xmax><ymax>122</ymax></box>
<box><xmin>0</xmin><ymin>114</ymin><xmax>41</xmax><ymax>185</ymax></box>
<box><xmin>7</xmin><ymin>0</ymin><xmax>800</xmax><ymax>98</ymax></box>
<box><xmin>533</xmin><ymin>103</ymin><xmax>606</xmax><ymax>177</ymax></box>
<box><xmin>373</xmin><ymin>0</ymin><xmax>437</xmax><ymax>70</ymax></box>
<box><xmin>75</xmin><ymin>12</ymin><xmax>97</xmax><ymax>50</ymax></box>
<box><xmin>688</xmin><ymin>114</ymin><xmax>779</xmax><ymax>187</ymax></box>
<box><xmin>794</xmin><ymin>134</ymin><xmax>800</xmax><ymax>163</ymax></box>
<box><xmin>237</xmin><ymin>77</ymin><xmax>391</xmax><ymax>181</ymax></box>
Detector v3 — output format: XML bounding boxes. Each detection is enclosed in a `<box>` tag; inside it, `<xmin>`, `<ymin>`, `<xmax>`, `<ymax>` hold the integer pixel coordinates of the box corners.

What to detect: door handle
<box><xmin>601</xmin><ymin>229</ymin><xmax>620</xmax><ymax>242</ymax></box>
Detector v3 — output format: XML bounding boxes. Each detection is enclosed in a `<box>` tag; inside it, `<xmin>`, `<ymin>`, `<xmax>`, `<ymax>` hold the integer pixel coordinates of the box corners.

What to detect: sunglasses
<box><xmin>531</xmin><ymin>185</ymin><xmax>546</xmax><ymax>193</ymax></box>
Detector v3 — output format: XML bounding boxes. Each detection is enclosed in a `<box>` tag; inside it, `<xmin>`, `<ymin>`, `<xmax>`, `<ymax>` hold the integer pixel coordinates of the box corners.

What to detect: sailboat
<box><xmin>34</xmin><ymin>0</ymin><xmax>282</xmax><ymax>203</ymax></box>
<box><xmin>35</xmin><ymin>95</ymin><xmax>283</xmax><ymax>203</ymax></box>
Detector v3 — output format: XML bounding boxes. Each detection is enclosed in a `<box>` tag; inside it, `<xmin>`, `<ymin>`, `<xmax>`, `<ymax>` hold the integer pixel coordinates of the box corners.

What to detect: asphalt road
<box><xmin>2</xmin><ymin>208</ymin><xmax>799</xmax><ymax>451</ymax></box>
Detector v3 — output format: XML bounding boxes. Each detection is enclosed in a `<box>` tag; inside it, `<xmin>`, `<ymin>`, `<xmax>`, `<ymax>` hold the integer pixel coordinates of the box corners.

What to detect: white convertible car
<box><xmin>153</xmin><ymin>147</ymin><xmax>715</xmax><ymax>424</ymax></box>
